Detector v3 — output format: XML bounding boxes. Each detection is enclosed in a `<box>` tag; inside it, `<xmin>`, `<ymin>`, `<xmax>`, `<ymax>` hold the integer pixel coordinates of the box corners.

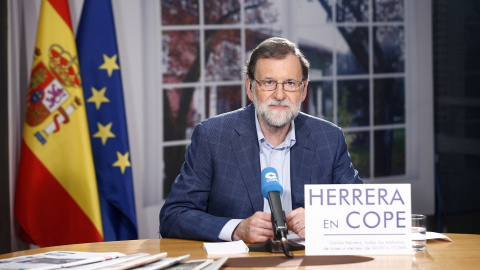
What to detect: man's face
<box><xmin>247</xmin><ymin>53</ymin><xmax>308</xmax><ymax>128</ymax></box>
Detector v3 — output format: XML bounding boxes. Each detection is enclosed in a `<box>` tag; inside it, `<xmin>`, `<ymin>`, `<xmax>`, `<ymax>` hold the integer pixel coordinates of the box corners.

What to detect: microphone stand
<box><xmin>249</xmin><ymin>193</ymin><xmax>304</xmax><ymax>257</ymax></box>
<box><xmin>248</xmin><ymin>231</ymin><xmax>304</xmax><ymax>257</ymax></box>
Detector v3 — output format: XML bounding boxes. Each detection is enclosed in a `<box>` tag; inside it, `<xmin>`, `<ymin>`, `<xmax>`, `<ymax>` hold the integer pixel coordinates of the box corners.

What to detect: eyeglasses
<box><xmin>254</xmin><ymin>78</ymin><xmax>304</xmax><ymax>92</ymax></box>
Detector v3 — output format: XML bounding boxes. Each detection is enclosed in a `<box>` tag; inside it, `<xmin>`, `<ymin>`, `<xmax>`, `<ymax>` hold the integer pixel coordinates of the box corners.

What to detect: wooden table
<box><xmin>1</xmin><ymin>234</ymin><xmax>479</xmax><ymax>269</ymax></box>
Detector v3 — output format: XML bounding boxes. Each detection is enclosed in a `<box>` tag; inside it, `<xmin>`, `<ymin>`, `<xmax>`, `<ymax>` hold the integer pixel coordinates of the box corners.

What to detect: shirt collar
<box><xmin>254</xmin><ymin>110</ymin><xmax>296</xmax><ymax>150</ymax></box>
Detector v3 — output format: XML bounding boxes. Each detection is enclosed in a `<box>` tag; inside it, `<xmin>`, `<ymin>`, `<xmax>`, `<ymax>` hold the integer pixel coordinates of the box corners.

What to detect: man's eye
<box><xmin>285</xmin><ymin>81</ymin><xmax>295</xmax><ymax>86</ymax></box>
<box><xmin>263</xmin><ymin>80</ymin><xmax>275</xmax><ymax>85</ymax></box>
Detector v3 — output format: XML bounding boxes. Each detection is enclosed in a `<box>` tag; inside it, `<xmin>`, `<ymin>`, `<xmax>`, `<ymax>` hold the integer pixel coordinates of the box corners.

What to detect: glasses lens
<box><xmin>283</xmin><ymin>81</ymin><xmax>300</xmax><ymax>91</ymax></box>
<box><xmin>260</xmin><ymin>80</ymin><xmax>276</xmax><ymax>91</ymax></box>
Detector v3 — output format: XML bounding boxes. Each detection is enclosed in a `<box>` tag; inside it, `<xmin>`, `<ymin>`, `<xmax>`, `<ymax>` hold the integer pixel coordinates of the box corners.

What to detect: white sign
<box><xmin>305</xmin><ymin>184</ymin><xmax>411</xmax><ymax>255</ymax></box>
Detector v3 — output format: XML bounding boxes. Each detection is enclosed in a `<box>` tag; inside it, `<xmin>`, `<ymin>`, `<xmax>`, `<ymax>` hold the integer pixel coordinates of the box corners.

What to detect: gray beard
<box><xmin>252</xmin><ymin>87</ymin><xmax>301</xmax><ymax>128</ymax></box>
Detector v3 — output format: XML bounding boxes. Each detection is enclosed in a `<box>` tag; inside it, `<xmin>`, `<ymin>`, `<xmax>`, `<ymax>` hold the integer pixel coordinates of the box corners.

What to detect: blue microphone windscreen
<box><xmin>261</xmin><ymin>167</ymin><xmax>283</xmax><ymax>198</ymax></box>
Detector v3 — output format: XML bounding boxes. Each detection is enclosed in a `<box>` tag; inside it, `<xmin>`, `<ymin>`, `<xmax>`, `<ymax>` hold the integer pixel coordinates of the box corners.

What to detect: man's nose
<box><xmin>272</xmin><ymin>83</ymin><xmax>286</xmax><ymax>100</ymax></box>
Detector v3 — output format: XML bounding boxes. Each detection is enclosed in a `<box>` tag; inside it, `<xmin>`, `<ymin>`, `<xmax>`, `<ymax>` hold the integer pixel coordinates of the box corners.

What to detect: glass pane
<box><xmin>466</xmin><ymin>73</ymin><xmax>480</xmax><ymax>98</ymax></box>
<box><xmin>161</xmin><ymin>0</ymin><xmax>199</xmax><ymax>25</ymax></box>
<box><xmin>302</xmin><ymin>81</ymin><xmax>333</xmax><ymax>122</ymax></box>
<box><xmin>465</xmin><ymin>0</ymin><xmax>480</xmax><ymax>23</ymax></box>
<box><xmin>298</xmin><ymin>26</ymin><xmax>334</xmax><ymax>77</ymax></box>
<box><xmin>204</xmin><ymin>0</ymin><xmax>241</xmax><ymax>24</ymax></box>
<box><xmin>206</xmin><ymin>85</ymin><xmax>242</xmax><ymax>118</ymax></box>
<box><xmin>295</xmin><ymin>0</ymin><xmax>332</xmax><ymax>25</ymax></box>
<box><xmin>205</xmin><ymin>30</ymin><xmax>242</xmax><ymax>82</ymax></box>
<box><xmin>337</xmin><ymin>79</ymin><xmax>369</xmax><ymax>127</ymax></box>
<box><xmin>374</xmin><ymin>128</ymin><xmax>405</xmax><ymax>177</ymax></box>
<box><xmin>245</xmin><ymin>0</ymin><xmax>283</xmax><ymax>25</ymax></box>
<box><xmin>245</xmin><ymin>28</ymin><xmax>280</xmax><ymax>55</ymax></box>
<box><xmin>373</xmin><ymin>26</ymin><xmax>405</xmax><ymax>73</ymax></box>
<box><xmin>374</xmin><ymin>78</ymin><xmax>405</xmax><ymax>125</ymax></box>
<box><xmin>162</xmin><ymin>31</ymin><xmax>200</xmax><ymax>83</ymax></box>
<box><xmin>465</xmin><ymin>24</ymin><xmax>480</xmax><ymax>71</ymax></box>
<box><xmin>336</xmin><ymin>27</ymin><xmax>369</xmax><ymax>75</ymax></box>
<box><xmin>436</xmin><ymin>105</ymin><xmax>464</xmax><ymax>138</ymax></box>
<box><xmin>163</xmin><ymin>87</ymin><xmax>202</xmax><ymax>141</ymax></box>
<box><xmin>346</xmin><ymin>131</ymin><xmax>370</xmax><ymax>178</ymax></box>
<box><xmin>163</xmin><ymin>145</ymin><xmax>188</xmax><ymax>198</ymax></box>
<box><xmin>373</xmin><ymin>0</ymin><xmax>404</xmax><ymax>22</ymax></box>
<box><xmin>336</xmin><ymin>0</ymin><xmax>369</xmax><ymax>22</ymax></box>
<box><xmin>466</xmin><ymin>107</ymin><xmax>480</xmax><ymax>139</ymax></box>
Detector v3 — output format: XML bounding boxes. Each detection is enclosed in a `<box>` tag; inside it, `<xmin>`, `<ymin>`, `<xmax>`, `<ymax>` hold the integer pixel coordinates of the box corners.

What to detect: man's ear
<box><xmin>246</xmin><ymin>77</ymin><xmax>254</xmax><ymax>102</ymax></box>
<box><xmin>301</xmin><ymin>81</ymin><xmax>308</xmax><ymax>102</ymax></box>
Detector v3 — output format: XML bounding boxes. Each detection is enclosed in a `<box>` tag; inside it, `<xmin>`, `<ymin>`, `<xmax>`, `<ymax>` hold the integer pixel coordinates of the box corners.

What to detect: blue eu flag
<box><xmin>77</xmin><ymin>0</ymin><xmax>138</xmax><ymax>241</ymax></box>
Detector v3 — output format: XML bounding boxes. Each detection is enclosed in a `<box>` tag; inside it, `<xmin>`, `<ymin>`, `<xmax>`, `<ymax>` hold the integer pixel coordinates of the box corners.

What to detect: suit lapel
<box><xmin>291</xmin><ymin>114</ymin><xmax>315</xmax><ymax>209</ymax></box>
<box><xmin>230</xmin><ymin>105</ymin><xmax>263</xmax><ymax>213</ymax></box>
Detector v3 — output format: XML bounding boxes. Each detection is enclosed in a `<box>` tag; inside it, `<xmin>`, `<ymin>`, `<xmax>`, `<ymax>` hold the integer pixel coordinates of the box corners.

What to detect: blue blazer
<box><xmin>159</xmin><ymin>104</ymin><xmax>362</xmax><ymax>241</ymax></box>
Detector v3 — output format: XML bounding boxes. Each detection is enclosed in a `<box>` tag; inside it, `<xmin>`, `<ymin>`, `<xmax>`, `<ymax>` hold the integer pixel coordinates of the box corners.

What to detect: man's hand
<box><xmin>286</xmin><ymin>207</ymin><xmax>305</xmax><ymax>238</ymax></box>
<box><xmin>232</xmin><ymin>211</ymin><xmax>273</xmax><ymax>243</ymax></box>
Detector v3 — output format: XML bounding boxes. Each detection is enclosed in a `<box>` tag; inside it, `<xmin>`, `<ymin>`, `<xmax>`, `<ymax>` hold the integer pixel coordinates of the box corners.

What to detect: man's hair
<box><xmin>245</xmin><ymin>37</ymin><xmax>310</xmax><ymax>82</ymax></box>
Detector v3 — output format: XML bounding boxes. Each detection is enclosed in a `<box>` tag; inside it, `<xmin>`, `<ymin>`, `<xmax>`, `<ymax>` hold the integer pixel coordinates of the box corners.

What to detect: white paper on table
<box><xmin>203</xmin><ymin>240</ymin><xmax>249</xmax><ymax>255</ymax></box>
<box><xmin>426</xmin><ymin>231</ymin><xmax>453</xmax><ymax>241</ymax></box>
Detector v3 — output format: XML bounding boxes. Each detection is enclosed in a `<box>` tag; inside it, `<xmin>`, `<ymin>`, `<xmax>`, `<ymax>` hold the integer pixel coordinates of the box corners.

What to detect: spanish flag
<box><xmin>14</xmin><ymin>0</ymin><xmax>103</xmax><ymax>247</ymax></box>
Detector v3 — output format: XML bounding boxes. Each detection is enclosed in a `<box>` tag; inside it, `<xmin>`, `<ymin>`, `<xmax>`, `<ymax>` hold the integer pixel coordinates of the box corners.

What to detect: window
<box><xmin>298</xmin><ymin>0</ymin><xmax>406</xmax><ymax>179</ymax></box>
<box><xmin>154</xmin><ymin>0</ymin><xmax>433</xmax><ymax>216</ymax></box>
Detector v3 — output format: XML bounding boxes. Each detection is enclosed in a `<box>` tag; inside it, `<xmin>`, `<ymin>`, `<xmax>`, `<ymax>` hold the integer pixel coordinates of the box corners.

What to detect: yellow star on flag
<box><xmin>93</xmin><ymin>122</ymin><xmax>116</xmax><ymax>145</ymax></box>
<box><xmin>87</xmin><ymin>86</ymin><xmax>110</xmax><ymax>110</ymax></box>
<box><xmin>113</xmin><ymin>151</ymin><xmax>131</xmax><ymax>174</ymax></box>
<box><xmin>99</xmin><ymin>54</ymin><xmax>120</xmax><ymax>77</ymax></box>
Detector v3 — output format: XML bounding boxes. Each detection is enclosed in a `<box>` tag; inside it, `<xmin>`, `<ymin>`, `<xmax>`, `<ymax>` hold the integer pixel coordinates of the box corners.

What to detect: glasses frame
<box><xmin>253</xmin><ymin>78</ymin><xmax>304</xmax><ymax>92</ymax></box>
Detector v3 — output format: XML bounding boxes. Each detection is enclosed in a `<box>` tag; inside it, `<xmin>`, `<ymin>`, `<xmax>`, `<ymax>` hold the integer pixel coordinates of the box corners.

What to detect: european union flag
<box><xmin>77</xmin><ymin>0</ymin><xmax>137</xmax><ymax>241</ymax></box>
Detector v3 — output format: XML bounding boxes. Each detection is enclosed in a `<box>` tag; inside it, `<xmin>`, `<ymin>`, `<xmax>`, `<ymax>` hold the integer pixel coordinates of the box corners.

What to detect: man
<box><xmin>160</xmin><ymin>37</ymin><xmax>362</xmax><ymax>243</ymax></box>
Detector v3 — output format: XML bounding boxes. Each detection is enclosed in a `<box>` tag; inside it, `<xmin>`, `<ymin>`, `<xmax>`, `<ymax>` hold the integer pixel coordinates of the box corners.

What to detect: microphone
<box><xmin>261</xmin><ymin>167</ymin><xmax>292</xmax><ymax>257</ymax></box>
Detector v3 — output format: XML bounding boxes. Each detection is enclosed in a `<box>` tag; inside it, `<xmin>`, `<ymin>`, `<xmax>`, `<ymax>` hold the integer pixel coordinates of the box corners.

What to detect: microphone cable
<box><xmin>280</xmin><ymin>233</ymin><xmax>293</xmax><ymax>258</ymax></box>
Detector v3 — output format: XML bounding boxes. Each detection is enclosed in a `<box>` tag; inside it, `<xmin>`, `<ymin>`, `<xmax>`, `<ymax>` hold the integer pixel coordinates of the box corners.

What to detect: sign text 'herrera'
<box><xmin>305</xmin><ymin>184</ymin><xmax>412</xmax><ymax>255</ymax></box>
